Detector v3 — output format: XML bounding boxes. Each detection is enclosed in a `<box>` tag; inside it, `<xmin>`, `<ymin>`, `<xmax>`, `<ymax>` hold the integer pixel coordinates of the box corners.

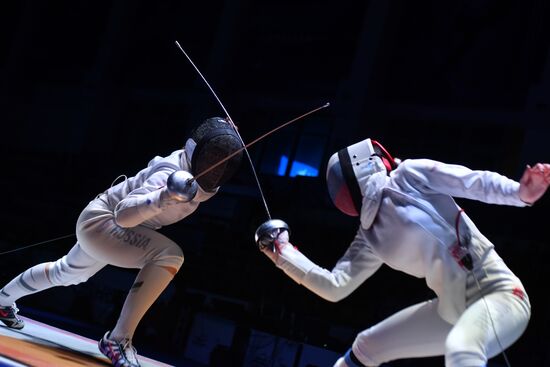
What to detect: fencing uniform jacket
<box><xmin>102</xmin><ymin>149</ymin><xmax>217</xmax><ymax>230</ymax></box>
<box><xmin>270</xmin><ymin>158</ymin><xmax>528</xmax><ymax>324</ymax></box>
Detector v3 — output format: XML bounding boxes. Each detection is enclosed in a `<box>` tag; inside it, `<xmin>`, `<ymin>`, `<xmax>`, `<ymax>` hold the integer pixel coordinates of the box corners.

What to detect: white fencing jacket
<box><xmin>270</xmin><ymin>159</ymin><xmax>528</xmax><ymax>324</ymax></box>
<box><xmin>101</xmin><ymin>149</ymin><xmax>217</xmax><ymax>230</ymax></box>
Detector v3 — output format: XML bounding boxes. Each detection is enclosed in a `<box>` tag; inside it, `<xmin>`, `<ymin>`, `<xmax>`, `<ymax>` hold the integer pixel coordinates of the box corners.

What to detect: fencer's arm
<box><xmin>113</xmin><ymin>170</ymin><xmax>171</xmax><ymax>228</ymax></box>
<box><xmin>263</xmin><ymin>230</ymin><xmax>383</xmax><ymax>302</ymax></box>
<box><xmin>114</xmin><ymin>170</ymin><xmax>194</xmax><ymax>228</ymax></box>
<box><xmin>395</xmin><ymin>159</ymin><xmax>542</xmax><ymax>206</ymax></box>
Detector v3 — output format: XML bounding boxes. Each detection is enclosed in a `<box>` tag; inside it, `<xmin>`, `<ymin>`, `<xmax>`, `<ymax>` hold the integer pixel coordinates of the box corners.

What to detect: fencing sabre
<box><xmin>174</xmin><ymin>41</ymin><xmax>329</xmax><ymax>245</ymax></box>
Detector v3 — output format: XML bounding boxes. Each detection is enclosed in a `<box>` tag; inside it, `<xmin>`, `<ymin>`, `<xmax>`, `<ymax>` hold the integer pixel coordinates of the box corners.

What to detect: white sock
<box><xmin>0</xmin><ymin>262</ymin><xmax>55</xmax><ymax>306</ymax></box>
<box><xmin>110</xmin><ymin>263</ymin><xmax>174</xmax><ymax>341</ymax></box>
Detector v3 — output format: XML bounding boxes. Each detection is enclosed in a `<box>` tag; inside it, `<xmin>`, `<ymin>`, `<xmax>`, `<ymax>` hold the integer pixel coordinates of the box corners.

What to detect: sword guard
<box><xmin>254</xmin><ymin>219</ymin><xmax>290</xmax><ymax>251</ymax></box>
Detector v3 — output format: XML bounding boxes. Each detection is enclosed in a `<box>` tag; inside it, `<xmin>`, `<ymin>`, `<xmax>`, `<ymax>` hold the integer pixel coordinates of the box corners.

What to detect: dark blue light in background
<box><xmin>277</xmin><ymin>155</ymin><xmax>319</xmax><ymax>177</ymax></box>
<box><xmin>278</xmin><ymin>155</ymin><xmax>289</xmax><ymax>176</ymax></box>
<box><xmin>261</xmin><ymin>119</ymin><xmax>329</xmax><ymax>178</ymax></box>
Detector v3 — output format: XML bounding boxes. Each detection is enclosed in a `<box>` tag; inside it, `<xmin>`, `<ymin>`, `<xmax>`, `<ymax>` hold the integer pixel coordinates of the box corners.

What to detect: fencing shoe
<box><xmin>0</xmin><ymin>303</ymin><xmax>25</xmax><ymax>329</ymax></box>
<box><xmin>99</xmin><ymin>331</ymin><xmax>141</xmax><ymax>367</ymax></box>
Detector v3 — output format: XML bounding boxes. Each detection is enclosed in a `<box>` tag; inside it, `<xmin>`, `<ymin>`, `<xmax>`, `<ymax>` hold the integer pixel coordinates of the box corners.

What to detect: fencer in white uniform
<box><xmin>259</xmin><ymin>138</ymin><xmax>550</xmax><ymax>367</ymax></box>
<box><xmin>0</xmin><ymin>117</ymin><xmax>243</xmax><ymax>367</ymax></box>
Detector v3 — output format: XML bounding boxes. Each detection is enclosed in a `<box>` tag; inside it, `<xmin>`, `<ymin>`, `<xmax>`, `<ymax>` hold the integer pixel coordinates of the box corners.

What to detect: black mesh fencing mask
<box><xmin>186</xmin><ymin>117</ymin><xmax>244</xmax><ymax>191</ymax></box>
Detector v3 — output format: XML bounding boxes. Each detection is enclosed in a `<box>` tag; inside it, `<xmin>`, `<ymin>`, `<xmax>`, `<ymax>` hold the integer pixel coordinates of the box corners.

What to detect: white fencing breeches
<box><xmin>76</xmin><ymin>196</ymin><xmax>184</xmax><ymax>271</ymax></box>
<box><xmin>349</xmin><ymin>292</ymin><xmax>530</xmax><ymax>367</ymax></box>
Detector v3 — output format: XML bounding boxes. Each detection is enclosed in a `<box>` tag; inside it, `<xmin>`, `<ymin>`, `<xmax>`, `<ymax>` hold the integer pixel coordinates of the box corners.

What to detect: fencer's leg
<box><xmin>351</xmin><ymin>299</ymin><xmax>452</xmax><ymax>366</ymax></box>
<box><xmin>0</xmin><ymin>243</ymin><xmax>105</xmax><ymax>306</ymax></box>
<box><xmin>77</xmin><ymin>213</ymin><xmax>184</xmax><ymax>341</ymax></box>
<box><xmin>109</xmin><ymin>263</ymin><xmax>178</xmax><ymax>341</ymax></box>
<box><xmin>0</xmin><ymin>262</ymin><xmax>54</xmax><ymax>306</ymax></box>
<box><xmin>445</xmin><ymin>290</ymin><xmax>530</xmax><ymax>367</ymax></box>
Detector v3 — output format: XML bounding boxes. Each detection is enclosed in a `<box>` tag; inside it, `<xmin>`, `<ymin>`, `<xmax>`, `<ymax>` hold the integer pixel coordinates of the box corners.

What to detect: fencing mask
<box><xmin>326</xmin><ymin>138</ymin><xmax>397</xmax><ymax>216</ymax></box>
<box><xmin>184</xmin><ymin>117</ymin><xmax>244</xmax><ymax>191</ymax></box>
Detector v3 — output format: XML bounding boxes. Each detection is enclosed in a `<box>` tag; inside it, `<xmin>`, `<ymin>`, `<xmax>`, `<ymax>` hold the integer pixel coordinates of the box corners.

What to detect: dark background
<box><xmin>1</xmin><ymin>1</ymin><xmax>549</xmax><ymax>366</ymax></box>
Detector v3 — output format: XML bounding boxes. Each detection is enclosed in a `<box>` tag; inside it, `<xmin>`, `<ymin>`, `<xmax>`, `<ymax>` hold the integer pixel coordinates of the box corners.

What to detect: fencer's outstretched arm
<box><xmin>394</xmin><ymin>159</ymin><xmax>550</xmax><ymax>206</ymax></box>
<box><xmin>262</xmin><ymin>230</ymin><xmax>383</xmax><ymax>302</ymax></box>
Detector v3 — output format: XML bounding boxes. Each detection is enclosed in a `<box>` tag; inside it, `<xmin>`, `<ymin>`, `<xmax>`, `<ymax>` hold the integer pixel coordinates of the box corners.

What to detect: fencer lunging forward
<box><xmin>259</xmin><ymin>138</ymin><xmax>550</xmax><ymax>367</ymax></box>
<box><xmin>0</xmin><ymin>117</ymin><xmax>243</xmax><ymax>367</ymax></box>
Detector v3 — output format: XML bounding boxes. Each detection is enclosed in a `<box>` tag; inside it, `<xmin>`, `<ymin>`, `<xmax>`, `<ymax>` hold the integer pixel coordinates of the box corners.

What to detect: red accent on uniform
<box><xmin>371</xmin><ymin>140</ymin><xmax>397</xmax><ymax>171</ymax></box>
<box><xmin>380</xmin><ymin>157</ymin><xmax>392</xmax><ymax>172</ymax></box>
<box><xmin>512</xmin><ymin>287</ymin><xmax>525</xmax><ymax>300</ymax></box>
